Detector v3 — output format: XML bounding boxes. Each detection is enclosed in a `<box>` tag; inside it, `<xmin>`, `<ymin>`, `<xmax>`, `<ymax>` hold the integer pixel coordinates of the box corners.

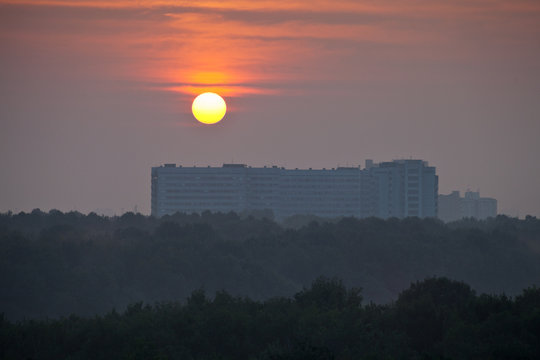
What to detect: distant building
<box><xmin>438</xmin><ymin>191</ymin><xmax>497</xmax><ymax>222</ymax></box>
<box><xmin>151</xmin><ymin>159</ymin><xmax>438</xmax><ymax>220</ymax></box>
<box><xmin>438</xmin><ymin>191</ymin><xmax>462</xmax><ymax>222</ymax></box>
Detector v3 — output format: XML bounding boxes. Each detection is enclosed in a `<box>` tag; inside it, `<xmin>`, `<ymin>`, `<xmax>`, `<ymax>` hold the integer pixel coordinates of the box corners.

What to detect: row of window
<box><xmin>165</xmin><ymin>195</ymin><xmax>242</xmax><ymax>200</ymax></box>
<box><xmin>162</xmin><ymin>202</ymin><xmax>241</xmax><ymax>207</ymax></box>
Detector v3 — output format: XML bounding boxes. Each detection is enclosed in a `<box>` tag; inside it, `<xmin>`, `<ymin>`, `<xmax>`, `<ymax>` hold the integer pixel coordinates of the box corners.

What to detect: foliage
<box><xmin>1</xmin><ymin>277</ymin><xmax>539</xmax><ymax>359</ymax></box>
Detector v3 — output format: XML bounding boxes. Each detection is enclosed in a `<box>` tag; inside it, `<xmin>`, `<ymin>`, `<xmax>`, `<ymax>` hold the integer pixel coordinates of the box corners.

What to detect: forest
<box><xmin>1</xmin><ymin>276</ymin><xmax>539</xmax><ymax>359</ymax></box>
<box><xmin>1</xmin><ymin>210</ymin><xmax>539</xmax><ymax>322</ymax></box>
<box><xmin>1</xmin><ymin>211</ymin><xmax>540</xmax><ymax>358</ymax></box>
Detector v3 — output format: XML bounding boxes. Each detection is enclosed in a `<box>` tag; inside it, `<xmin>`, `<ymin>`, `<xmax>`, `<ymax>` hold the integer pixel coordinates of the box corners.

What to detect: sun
<box><xmin>192</xmin><ymin>92</ymin><xmax>227</xmax><ymax>124</ymax></box>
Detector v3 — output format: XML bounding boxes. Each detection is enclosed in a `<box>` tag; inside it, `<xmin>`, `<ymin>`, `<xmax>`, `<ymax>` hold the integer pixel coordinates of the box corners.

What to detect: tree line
<box><xmin>0</xmin><ymin>210</ymin><xmax>539</xmax><ymax>322</ymax></box>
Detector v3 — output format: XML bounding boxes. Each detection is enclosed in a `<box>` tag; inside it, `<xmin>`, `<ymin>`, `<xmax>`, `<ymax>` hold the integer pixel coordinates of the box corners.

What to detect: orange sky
<box><xmin>2</xmin><ymin>0</ymin><xmax>539</xmax><ymax>98</ymax></box>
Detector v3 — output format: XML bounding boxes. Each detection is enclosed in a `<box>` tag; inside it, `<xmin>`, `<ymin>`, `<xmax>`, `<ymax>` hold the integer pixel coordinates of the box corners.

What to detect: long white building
<box><xmin>151</xmin><ymin>160</ymin><xmax>438</xmax><ymax>220</ymax></box>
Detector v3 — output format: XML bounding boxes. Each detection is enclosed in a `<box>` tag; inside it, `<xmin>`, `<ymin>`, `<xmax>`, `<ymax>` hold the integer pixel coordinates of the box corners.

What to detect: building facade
<box><xmin>366</xmin><ymin>160</ymin><xmax>438</xmax><ymax>218</ymax></box>
<box><xmin>151</xmin><ymin>160</ymin><xmax>438</xmax><ymax>219</ymax></box>
<box><xmin>438</xmin><ymin>190</ymin><xmax>497</xmax><ymax>222</ymax></box>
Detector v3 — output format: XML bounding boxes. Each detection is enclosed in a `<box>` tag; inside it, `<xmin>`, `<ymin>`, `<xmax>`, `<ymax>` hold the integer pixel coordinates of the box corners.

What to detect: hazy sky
<box><xmin>1</xmin><ymin>0</ymin><xmax>539</xmax><ymax>217</ymax></box>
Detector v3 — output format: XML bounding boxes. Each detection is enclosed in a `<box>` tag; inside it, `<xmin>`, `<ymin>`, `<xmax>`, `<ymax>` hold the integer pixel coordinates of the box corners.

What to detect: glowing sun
<box><xmin>192</xmin><ymin>92</ymin><xmax>227</xmax><ymax>124</ymax></box>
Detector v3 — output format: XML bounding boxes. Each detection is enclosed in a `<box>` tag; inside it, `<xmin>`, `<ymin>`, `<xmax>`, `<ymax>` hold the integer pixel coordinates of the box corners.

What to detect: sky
<box><xmin>1</xmin><ymin>0</ymin><xmax>539</xmax><ymax>217</ymax></box>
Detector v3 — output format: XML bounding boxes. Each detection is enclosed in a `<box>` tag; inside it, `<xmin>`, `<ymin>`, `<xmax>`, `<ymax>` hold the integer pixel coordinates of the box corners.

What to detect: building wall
<box><xmin>366</xmin><ymin>160</ymin><xmax>438</xmax><ymax>219</ymax></box>
<box><xmin>478</xmin><ymin>197</ymin><xmax>497</xmax><ymax>219</ymax></box>
<box><xmin>152</xmin><ymin>164</ymin><xmax>249</xmax><ymax>217</ymax></box>
<box><xmin>421</xmin><ymin>166</ymin><xmax>439</xmax><ymax>218</ymax></box>
<box><xmin>278</xmin><ymin>168</ymin><xmax>361</xmax><ymax>219</ymax></box>
<box><xmin>438</xmin><ymin>191</ymin><xmax>462</xmax><ymax>222</ymax></box>
<box><xmin>438</xmin><ymin>190</ymin><xmax>497</xmax><ymax>222</ymax></box>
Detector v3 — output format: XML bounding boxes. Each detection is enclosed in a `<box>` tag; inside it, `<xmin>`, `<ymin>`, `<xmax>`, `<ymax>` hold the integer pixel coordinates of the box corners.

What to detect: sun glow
<box><xmin>192</xmin><ymin>92</ymin><xmax>227</xmax><ymax>124</ymax></box>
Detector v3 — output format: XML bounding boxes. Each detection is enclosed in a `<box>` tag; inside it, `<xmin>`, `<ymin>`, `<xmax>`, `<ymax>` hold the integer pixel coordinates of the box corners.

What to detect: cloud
<box><xmin>1</xmin><ymin>0</ymin><xmax>539</xmax><ymax>98</ymax></box>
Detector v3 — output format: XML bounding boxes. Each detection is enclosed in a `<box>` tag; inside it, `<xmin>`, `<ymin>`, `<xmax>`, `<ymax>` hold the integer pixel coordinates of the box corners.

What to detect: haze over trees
<box><xmin>1</xmin><ymin>210</ymin><xmax>539</xmax><ymax>322</ymax></box>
